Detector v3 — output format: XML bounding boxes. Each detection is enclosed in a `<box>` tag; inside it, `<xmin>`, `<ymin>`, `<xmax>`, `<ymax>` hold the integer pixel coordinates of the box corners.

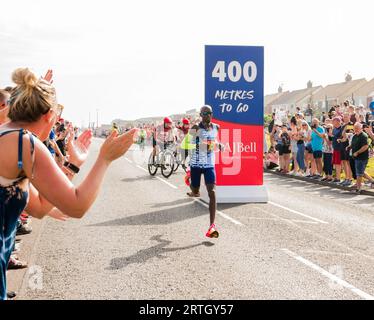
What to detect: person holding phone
<box><xmin>332</xmin><ymin>117</ymin><xmax>343</xmax><ymax>183</ymax></box>
<box><xmin>321</xmin><ymin>124</ymin><xmax>334</xmax><ymax>182</ymax></box>
<box><xmin>339</xmin><ymin>114</ymin><xmax>353</xmax><ymax>186</ymax></box>
<box><xmin>310</xmin><ymin>118</ymin><xmax>325</xmax><ymax>178</ymax></box>
<box><xmin>279</xmin><ymin>124</ymin><xmax>291</xmax><ymax>173</ymax></box>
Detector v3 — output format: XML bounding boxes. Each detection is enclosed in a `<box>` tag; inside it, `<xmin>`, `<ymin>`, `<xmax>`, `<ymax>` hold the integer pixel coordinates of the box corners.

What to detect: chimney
<box><xmin>345</xmin><ymin>72</ymin><xmax>352</xmax><ymax>82</ymax></box>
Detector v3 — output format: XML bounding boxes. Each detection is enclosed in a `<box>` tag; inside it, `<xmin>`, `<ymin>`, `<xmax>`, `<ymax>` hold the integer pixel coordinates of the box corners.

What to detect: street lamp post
<box><xmin>96</xmin><ymin>109</ymin><xmax>99</xmax><ymax>129</ymax></box>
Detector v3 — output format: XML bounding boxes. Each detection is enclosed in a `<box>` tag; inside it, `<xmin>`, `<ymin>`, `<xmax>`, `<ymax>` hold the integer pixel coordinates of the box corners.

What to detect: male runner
<box><xmin>187</xmin><ymin>105</ymin><xmax>223</xmax><ymax>238</ymax></box>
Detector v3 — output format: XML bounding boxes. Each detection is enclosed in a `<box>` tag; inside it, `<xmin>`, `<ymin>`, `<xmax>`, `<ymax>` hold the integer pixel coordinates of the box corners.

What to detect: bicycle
<box><xmin>148</xmin><ymin>143</ymin><xmax>175</xmax><ymax>178</ymax></box>
<box><xmin>172</xmin><ymin>146</ymin><xmax>189</xmax><ymax>173</ymax></box>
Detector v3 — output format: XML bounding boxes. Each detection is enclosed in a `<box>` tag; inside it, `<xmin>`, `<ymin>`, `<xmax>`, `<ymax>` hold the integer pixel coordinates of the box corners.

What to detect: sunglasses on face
<box><xmin>52</xmin><ymin>104</ymin><xmax>63</xmax><ymax>119</ymax></box>
<box><xmin>201</xmin><ymin>111</ymin><xmax>212</xmax><ymax>116</ymax></box>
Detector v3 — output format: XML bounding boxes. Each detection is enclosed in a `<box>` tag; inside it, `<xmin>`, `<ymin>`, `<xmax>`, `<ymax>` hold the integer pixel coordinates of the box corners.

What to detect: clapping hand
<box><xmin>99</xmin><ymin>128</ymin><xmax>138</xmax><ymax>163</ymax></box>
<box><xmin>42</xmin><ymin>69</ymin><xmax>53</xmax><ymax>84</ymax></box>
<box><xmin>66</xmin><ymin>128</ymin><xmax>93</xmax><ymax>168</ymax></box>
<box><xmin>364</xmin><ymin>127</ymin><xmax>373</xmax><ymax>136</ymax></box>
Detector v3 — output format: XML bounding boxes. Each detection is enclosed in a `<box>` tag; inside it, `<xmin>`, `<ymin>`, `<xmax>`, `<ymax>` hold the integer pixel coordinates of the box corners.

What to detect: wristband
<box><xmin>64</xmin><ymin>161</ymin><xmax>80</xmax><ymax>174</ymax></box>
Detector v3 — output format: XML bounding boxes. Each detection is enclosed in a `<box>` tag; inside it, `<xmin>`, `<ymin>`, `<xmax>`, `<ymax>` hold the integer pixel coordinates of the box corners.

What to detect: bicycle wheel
<box><xmin>173</xmin><ymin>153</ymin><xmax>180</xmax><ymax>172</ymax></box>
<box><xmin>148</xmin><ymin>153</ymin><xmax>158</xmax><ymax>176</ymax></box>
<box><xmin>173</xmin><ymin>163</ymin><xmax>180</xmax><ymax>172</ymax></box>
<box><xmin>173</xmin><ymin>149</ymin><xmax>183</xmax><ymax>172</ymax></box>
<box><xmin>161</xmin><ymin>150</ymin><xmax>175</xmax><ymax>178</ymax></box>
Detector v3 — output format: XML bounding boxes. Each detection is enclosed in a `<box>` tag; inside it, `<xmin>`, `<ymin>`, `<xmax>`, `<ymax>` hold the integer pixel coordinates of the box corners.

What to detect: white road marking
<box><xmin>234</xmin><ymin>216</ymin><xmax>318</xmax><ymax>225</ymax></box>
<box><xmin>281</xmin><ymin>248</ymin><xmax>374</xmax><ymax>300</ymax></box>
<box><xmin>136</xmin><ymin>165</ymin><xmax>148</xmax><ymax>173</ymax></box>
<box><xmin>124</xmin><ymin>157</ymin><xmax>133</xmax><ymax>163</ymax></box>
<box><xmin>155</xmin><ymin>176</ymin><xmax>178</xmax><ymax>189</ymax></box>
<box><xmin>289</xmin><ymin>219</ymin><xmax>319</xmax><ymax>225</ymax></box>
<box><xmin>193</xmin><ymin>198</ymin><xmax>243</xmax><ymax>226</ymax></box>
<box><xmin>300</xmin><ymin>250</ymin><xmax>353</xmax><ymax>257</ymax></box>
<box><xmin>255</xmin><ymin>206</ymin><xmax>320</xmax><ymax>225</ymax></box>
<box><xmin>268</xmin><ymin>201</ymin><xmax>328</xmax><ymax>224</ymax></box>
<box><xmin>256</xmin><ymin>206</ymin><xmax>374</xmax><ymax>262</ymax></box>
<box><xmin>135</xmin><ymin>165</ymin><xmax>177</xmax><ymax>189</ymax></box>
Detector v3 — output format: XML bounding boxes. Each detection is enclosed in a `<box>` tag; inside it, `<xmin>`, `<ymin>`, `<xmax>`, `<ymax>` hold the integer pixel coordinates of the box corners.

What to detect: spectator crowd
<box><xmin>1</xmin><ymin>82</ymin><xmax>82</xmax><ymax>299</ymax></box>
<box><xmin>265</xmin><ymin>101</ymin><xmax>374</xmax><ymax>194</ymax></box>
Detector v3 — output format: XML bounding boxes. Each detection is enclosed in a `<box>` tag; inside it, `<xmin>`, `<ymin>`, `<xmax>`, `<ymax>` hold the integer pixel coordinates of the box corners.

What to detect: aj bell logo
<box><xmin>223</xmin><ymin>141</ymin><xmax>257</xmax><ymax>153</ymax></box>
<box><xmin>220</xmin><ymin>129</ymin><xmax>257</xmax><ymax>154</ymax></box>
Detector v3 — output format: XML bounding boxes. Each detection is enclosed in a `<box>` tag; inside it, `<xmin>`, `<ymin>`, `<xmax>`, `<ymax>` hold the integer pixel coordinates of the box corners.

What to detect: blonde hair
<box><xmin>301</xmin><ymin>120</ymin><xmax>311</xmax><ymax>130</ymax></box>
<box><xmin>0</xmin><ymin>89</ymin><xmax>10</xmax><ymax>104</ymax></box>
<box><xmin>8</xmin><ymin>68</ymin><xmax>57</xmax><ymax>123</ymax></box>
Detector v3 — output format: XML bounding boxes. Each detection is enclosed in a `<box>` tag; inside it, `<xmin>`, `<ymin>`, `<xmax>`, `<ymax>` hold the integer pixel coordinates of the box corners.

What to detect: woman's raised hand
<box><xmin>99</xmin><ymin>128</ymin><xmax>138</xmax><ymax>164</ymax></box>
<box><xmin>42</xmin><ymin>69</ymin><xmax>53</xmax><ymax>84</ymax></box>
<box><xmin>67</xmin><ymin>129</ymin><xmax>93</xmax><ymax>167</ymax></box>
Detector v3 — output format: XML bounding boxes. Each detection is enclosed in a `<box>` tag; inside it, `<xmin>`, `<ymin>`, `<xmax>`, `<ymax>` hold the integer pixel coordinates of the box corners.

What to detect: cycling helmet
<box><xmin>182</xmin><ymin>118</ymin><xmax>190</xmax><ymax>125</ymax></box>
<box><xmin>164</xmin><ymin>117</ymin><xmax>172</xmax><ymax>124</ymax></box>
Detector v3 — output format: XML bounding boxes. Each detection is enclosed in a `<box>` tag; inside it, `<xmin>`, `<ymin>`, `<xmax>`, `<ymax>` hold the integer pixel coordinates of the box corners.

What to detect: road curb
<box><xmin>265</xmin><ymin>169</ymin><xmax>374</xmax><ymax>197</ymax></box>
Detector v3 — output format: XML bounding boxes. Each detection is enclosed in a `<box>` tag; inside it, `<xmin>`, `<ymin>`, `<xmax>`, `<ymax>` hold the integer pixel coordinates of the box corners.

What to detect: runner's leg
<box><xmin>188</xmin><ymin>166</ymin><xmax>201</xmax><ymax>197</ymax></box>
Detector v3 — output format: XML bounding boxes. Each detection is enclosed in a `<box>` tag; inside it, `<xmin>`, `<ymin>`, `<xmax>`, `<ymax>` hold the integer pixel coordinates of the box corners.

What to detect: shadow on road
<box><xmin>107</xmin><ymin>235</ymin><xmax>214</xmax><ymax>270</ymax></box>
<box><xmin>147</xmin><ymin>198</ymin><xmax>193</xmax><ymax>208</ymax></box>
<box><xmin>87</xmin><ymin>202</ymin><xmax>206</xmax><ymax>227</ymax></box>
<box><xmin>121</xmin><ymin>176</ymin><xmax>158</xmax><ymax>183</ymax></box>
<box><xmin>217</xmin><ymin>203</ymin><xmax>247</xmax><ymax>210</ymax></box>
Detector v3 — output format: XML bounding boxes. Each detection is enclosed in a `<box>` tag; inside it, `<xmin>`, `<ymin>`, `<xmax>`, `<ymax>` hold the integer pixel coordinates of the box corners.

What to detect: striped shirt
<box><xmin>190</xmin><ymin>122</ymin><xmax>219</xmax><ymax>168</ymax></box>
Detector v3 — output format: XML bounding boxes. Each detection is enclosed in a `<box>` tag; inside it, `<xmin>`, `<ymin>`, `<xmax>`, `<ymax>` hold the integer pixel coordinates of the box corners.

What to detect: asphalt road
<box><xmin>12</xmin><ymin>138</ymin><xmax>374</xmax><ymax>300</ymax></box>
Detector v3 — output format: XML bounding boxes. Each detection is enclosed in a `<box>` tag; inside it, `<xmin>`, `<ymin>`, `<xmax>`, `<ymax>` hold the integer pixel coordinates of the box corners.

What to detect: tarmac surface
<box><xmin>9</xmin><ymin>139</ymin><xmax>374</xmax><ymax>300</ymax></box>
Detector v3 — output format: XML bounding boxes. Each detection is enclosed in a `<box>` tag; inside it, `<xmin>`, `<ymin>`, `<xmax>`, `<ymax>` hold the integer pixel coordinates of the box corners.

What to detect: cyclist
<box><xmin>187</xmin><ymin>105</ymin><xmax>224</xmax><ymax>239</ymax></box>
<box><xmin>177</xmin><ymin>118</ymin><xmax>190</xmax><ymax>141</ymax></box>
<box><xmin>111</xmin><ymin>122</ymin><xmax>119</xmax><ymax>133</ymax></box>
<box><xmin>138</xmin><ymin>126</ymin><xmax>146</xmax><ymax>151</ymax></box>
<box><xmin>177</xmin><ymin>118</ymin><xmax>191</xmax><ymax>169</ymax></box>
<box><xmin>152</xmin><ymin>117</ymin><xmax>175</xmax><ymax>162</ymax></box>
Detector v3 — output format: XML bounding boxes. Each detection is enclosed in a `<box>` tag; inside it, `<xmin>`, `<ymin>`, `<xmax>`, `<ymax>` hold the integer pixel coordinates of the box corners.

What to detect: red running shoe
<box><xmin>205</xmin><ymin>224</ymin><xmax>219</xmax><ymax>238</ymax></box>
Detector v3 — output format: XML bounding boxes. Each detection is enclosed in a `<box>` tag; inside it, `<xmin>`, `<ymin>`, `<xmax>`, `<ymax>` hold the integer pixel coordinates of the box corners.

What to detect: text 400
<box><xmin>212</xmin><ymin>61</ymin><xmax>257</xmax><ymax>82</ymax></box>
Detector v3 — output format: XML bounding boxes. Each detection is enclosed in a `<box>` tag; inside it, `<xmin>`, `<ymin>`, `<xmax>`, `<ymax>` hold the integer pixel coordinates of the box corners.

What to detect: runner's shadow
<box><xmin>121</xmin><ymin>176</ymin><xmax>158</xmax><ymax>183</ymax></box>
<box><xmin>88</xmin><ymin>202</ymin><xmax>205</xmax><ymax>226</ymax></box>
<box><xmin>106</xmin><ymin>235</ymin><xmax>215</xmax><ymax>270</ymax></box>
<box><xmin>147</xmin><ymin>198</ymin><xmax>193</xmax><ymax>208</ymax></box>
<box><xmin>218</xmin><ymin>203</ymin><xmax>248</xmax><ymax>210</ymax></box>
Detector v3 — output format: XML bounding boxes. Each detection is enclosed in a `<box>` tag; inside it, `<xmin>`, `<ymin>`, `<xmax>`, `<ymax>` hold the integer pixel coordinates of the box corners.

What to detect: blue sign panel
<box><xmin>205</xmin><ymin>45</ymin><xmax>264</xmax><ymax>126</ymax></box>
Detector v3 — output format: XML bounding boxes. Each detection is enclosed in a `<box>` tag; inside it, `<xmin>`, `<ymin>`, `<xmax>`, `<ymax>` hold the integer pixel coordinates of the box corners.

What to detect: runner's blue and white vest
<box><xmin>190</xmin><ymin>122</ymin><xmax>218</xmax><ymax>169</ymax></box>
